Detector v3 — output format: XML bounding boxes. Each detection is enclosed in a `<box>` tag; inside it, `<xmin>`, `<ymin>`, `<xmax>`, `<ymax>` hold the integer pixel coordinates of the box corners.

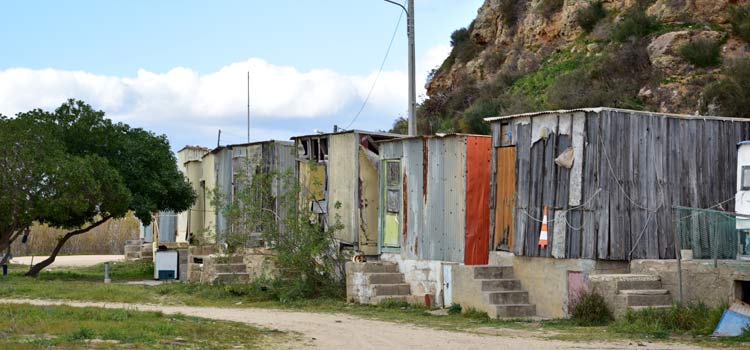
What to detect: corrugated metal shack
<box><xmin>291</xmin><ymin>130</ymin><xmax>403</xmax><ymax>255</ymax></box>
<box><xmin>378</xmin><ymin>134</ymin><xmax>492</xmax><ymax>265</ymax></box>
<box><xmin>182</xmin><ymin>140</ymin><xmax>295</xmax><ymax>243</ymax></box>
<box><xmin>176</xmin><ymin>146</ymin><xmax>210</xmax><ymax>242</ymax></box>
<box><xmin>486</xmin><ymin>108</ymin><xmax>750</xmax><ymax>261</ymax></box>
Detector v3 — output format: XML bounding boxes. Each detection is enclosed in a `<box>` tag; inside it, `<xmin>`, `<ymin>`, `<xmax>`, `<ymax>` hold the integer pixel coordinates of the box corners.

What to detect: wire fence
<box><xmin>672</xmin><ymin>206</ymin><xmax>749</xmax><ymax>260</ymax></box>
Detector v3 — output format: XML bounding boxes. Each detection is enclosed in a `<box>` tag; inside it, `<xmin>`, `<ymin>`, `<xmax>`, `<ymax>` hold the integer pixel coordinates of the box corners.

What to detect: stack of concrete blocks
<box><xmin>590</xmin><ymin>273</ymin><xmax>673</xmax><ymax>317</ymax></box>
<box><xmin>124</xmin><ymin>239</ymin><xmax>152</xmax><ymax>262</ymax></box>
<box><xmin>451</xmin><ymin>265</ymin><xmax>536</xmax><ymax>318</ymax></box>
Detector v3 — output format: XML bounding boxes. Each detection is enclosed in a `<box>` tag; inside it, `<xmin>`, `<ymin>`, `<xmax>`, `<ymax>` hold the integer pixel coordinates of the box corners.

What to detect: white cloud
<box><xmin>0</xmin><ymin>44</ymin><xmax>451</xmax><ymax>144</ymax></box>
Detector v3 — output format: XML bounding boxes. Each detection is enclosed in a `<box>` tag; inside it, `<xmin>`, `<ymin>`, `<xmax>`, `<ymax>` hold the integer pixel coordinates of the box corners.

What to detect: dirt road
<box><xmin>10</xmin><ymin>255</ymin><xmax>123</xmax><ymax>267</ymax></box>
<box><xmin>0</xmin><ymin>299</ymin><xmax>711</xmax><ymax>350</ymax></box>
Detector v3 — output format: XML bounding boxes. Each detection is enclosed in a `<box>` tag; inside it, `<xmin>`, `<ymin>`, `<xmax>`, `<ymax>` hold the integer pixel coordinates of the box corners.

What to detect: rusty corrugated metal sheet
<box><xmin>425</xmin><ymin>136</ymin><xmax>466</xmax><ymax>262</ymax></box>
<box><xmin>464</xmin><ymin>136</ymin><xmax>491</xmax><ymax>265</ymax></box>
<box><xmin>402</xmin><ymin>138</ymin><xmax>425</xmax><ymax>259</ymax></box>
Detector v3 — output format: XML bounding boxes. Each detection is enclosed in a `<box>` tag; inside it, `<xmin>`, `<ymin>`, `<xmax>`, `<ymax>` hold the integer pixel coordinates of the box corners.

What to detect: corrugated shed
<box><xmin>402</xmin><ymin>138</ymin><xmax>425</xmax><ymax>260</ymax></box>
<box><xmin>328</xmin><ymin>132</ymin><xmax>358</xmax><ymax>244</ymax></box>
<box><xmin>464</xmin><ymin>136</ymin><xmax>491</xmax><ymax>265</ymax></box>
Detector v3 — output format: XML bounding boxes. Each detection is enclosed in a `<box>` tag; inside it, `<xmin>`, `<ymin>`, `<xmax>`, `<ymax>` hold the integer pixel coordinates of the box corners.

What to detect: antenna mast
<box><xmin>247</xmin><ymin>71</ymin><xmax>250</xmax><ymax>143</ymax></box>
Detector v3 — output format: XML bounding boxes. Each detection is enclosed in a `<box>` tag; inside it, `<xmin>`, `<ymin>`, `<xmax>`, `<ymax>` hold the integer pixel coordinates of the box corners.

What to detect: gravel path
<box><xmin>10</xmin><ymin>255</ymin><xmax>123</xmax><ymax>267</ymax></box>
<box><xmin>0</xmin><ymin>299</ymin><xmax>713</xmax><ymax>350</ymax></box>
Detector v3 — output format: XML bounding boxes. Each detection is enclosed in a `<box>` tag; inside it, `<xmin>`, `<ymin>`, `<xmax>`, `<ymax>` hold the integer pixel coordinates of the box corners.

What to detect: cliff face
<box><xmin>406</xmin><ymin>0</ymin><xmax>750</xmax><ymax>135</ymax></box>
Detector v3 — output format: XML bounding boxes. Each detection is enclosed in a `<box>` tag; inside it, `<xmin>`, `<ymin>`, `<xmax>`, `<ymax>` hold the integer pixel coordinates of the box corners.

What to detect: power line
<box><xmin>344</xmin><ymin>1</ymin><xmax>405</xmax><ymax>130</ymax></box>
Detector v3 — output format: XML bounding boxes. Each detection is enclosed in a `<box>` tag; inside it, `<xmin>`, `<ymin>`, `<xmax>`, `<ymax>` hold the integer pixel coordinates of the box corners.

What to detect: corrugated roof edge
<box><xmin>290</xmin><ymin>129</ymin><xmax>406</xmax><ymax>140</ymax></box>
<box><xmin>201</xmin><ymin>140</ymin><xmax>293</xmax><ymax>158</ymax></box>
<box><xmin>484</xmin><ymin>107</ymin><xmax>750</xmax><ymax>123</ymax></box>
<box><xmin>375</xmin><ymin>133</ymin><xmax>491</xmax><ymax>144</ymax></box>
<box><xmin>178</xmin><ymin>145</ymin><xmax>211</xmax><ymax>153</ymax></box>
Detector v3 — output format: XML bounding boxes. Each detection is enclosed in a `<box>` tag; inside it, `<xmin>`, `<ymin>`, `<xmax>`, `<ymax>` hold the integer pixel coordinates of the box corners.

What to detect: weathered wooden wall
<box><xmin>491</xmin><ymin>109</ymin><xmax>750</xmax><ymax>260</ymax></box>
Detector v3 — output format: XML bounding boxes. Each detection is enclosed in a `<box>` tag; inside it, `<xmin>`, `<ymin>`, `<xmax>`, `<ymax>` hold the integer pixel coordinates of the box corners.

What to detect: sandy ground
<box><xmin>0</xmin><ymin>299</ymin><xmax>712</xmax><ymax>350</ymax></box>
<box><xmin>10</xmin><ymin>255</ymin><xmax>123</xmax><ymax>267</ymax></box>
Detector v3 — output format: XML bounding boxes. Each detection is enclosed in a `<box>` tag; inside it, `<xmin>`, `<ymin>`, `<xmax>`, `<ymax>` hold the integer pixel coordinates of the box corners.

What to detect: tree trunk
<box><xmin>25</xmin><ymin>216</ymin><xmax>112</xmax><ymax>277</ymax></box>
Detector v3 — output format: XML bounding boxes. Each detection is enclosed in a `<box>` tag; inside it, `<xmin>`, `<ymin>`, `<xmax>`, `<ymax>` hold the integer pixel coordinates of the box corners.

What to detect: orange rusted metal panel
<box><xmin>464</xmin><ymin>136</ymin><xmax>492</xmax><ymax>265</ymax></box>
<box><xmin>494</xmin><ymin>146</ymin><xmax>516</xmax><ymax>251</ymax></box>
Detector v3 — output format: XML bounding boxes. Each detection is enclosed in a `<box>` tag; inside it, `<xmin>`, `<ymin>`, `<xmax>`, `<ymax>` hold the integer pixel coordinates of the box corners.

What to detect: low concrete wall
<box><xmin>510</xmin><ymin>257</ymin><xmax>628</xmax><ymax>318</ymax></box>
<box><xmin>242</xmin><ymin>247</ymin><xmax>276</xmax><ymax>280</ymax></box>
<box><xmin>380</xmin><ymin>253</ymin><xmax>447</xmax><ymax>307</ymax></box>
<box><xmin>451</xmin><ymin>264</ymin><xmax>491</xmax><ymax>314</ymax></box>
<box><xmin>631</xmin><ymin>259</ymin><xmax>750</xmax><ymax>307</ymax></box>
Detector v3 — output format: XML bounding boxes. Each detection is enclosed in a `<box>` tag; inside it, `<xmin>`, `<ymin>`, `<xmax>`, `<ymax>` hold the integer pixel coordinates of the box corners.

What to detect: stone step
<box><xmin>366</xmin><ymin>272</ymin><xmax>405</xmax><ymax>285</ymax></box>
<box><xmin>481</xmin><ymin>279</ymin><xmax>522</xmax><ymax>292</ymax></box>
<box><xmin>486</xmin><ymin>290</ymin><xmax>529</xmax><ymax>305</ymax></box>
<box><xmin>211</xmin><ymin>272</ymin><xmax>250</xmax><ymax>283</ymax></box>
<box><xmin>618</xmin><ymin>279</ymin><xmax>662</xmax><ymax>291</ymax></box>
<box><xmin>124</xmin><ymin>245</ymin><xmax>141</xmax><ymax>253</ymax></box>
<box><xmin>492</xmin><ymin>304</ymin><xmax>537</xmax><ymax>318</ymax></box>
<box><xmin>620</xmin><ymin>289</ymin><xmax>669</xmax><ymax>296</ymax></box>
<box><xmin>629</xmin><ymin>305</ymin><xmax>673</xmax><ymax>312</ymax></box>
<box><xmin>473</xmin><ymin>266</ymin><xmax>514</xmax><ymax>279</ymax></box>
<box><xmin>214</xmin><ymin>264</ymin><xmax>247</xmax><ymax>274</ymax></box>
<box><xmin>125</xmin><ymin>239</ymin><xmax>143</xmax><ymax>245</ymax></box>
<box><xmin>189</xmin><ymin>245</ymin><xmax>220</xmax><ymax>256</ymax></box>
<box><xmin>370</xmin><ymin>295</ymin><xmax>410</xmax><ymax>305</ymax></box>
<box><xmin>372</xmin><ymin>283</ymin><xmax>411</xmax><ymax>296</ymax></box>
<box><xmin>625</xmin><ymin>293</ymin><xmax>673</xmax><ymax>307</ymax></box>
<box><xmin>359</xmin><ymin>262</ymin><xmax>400</xmax><ymax>273</ymax></box>
<box><xmin>590</xmin><ymin>273</ymin><xmax>660</xmax><ymax>283</ymax></box>
<box><xmin>212</xmin><ymin>255</ymin><xmax>244</xmax><ymax>264</ymax></box>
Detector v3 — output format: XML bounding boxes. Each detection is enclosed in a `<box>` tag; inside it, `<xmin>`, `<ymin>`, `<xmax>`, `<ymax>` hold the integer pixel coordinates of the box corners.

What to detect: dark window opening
<box><xmin>742</xmin><ymin>166</ymin><xmax>750</xmax><ymax>191</ymax></box>
<box><xmin>735</xmin><ymin>280</ymin><xmax>750</xmax><ymax>304</ymax></box>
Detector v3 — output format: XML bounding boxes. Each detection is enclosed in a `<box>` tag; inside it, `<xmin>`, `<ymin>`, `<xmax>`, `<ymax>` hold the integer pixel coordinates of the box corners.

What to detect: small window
<box><xmin>743</xmin><ymin>166</ymin><xmax>750</xmax><ymax>191</ymax></box>
<box><xmin>386</xmin><ymin>190</ymin><xmax>400</xmax><ymax>213</ymax></box>
<box><xmin>500</xmin><ymin>122</ymin><xmax>513</xmax><ymax>146</ymax></box>
<box><xmin>387</xmin><ymin>162</ymin><xmax>400</xmax><ymax>187</ymax></box>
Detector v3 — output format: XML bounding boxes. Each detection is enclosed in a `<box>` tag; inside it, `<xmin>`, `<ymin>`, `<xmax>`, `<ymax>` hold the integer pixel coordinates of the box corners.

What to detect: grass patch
<box><xmin>680</xmin><ymin>38</ymin><xmax>722</xmax><ymax>67</ymax></box>
<box><xmin>509</xmin><ymin>49</ymin><xmax>593</xmax><ymax>108</ymax></box>
<box><xmin>610</xmin><ymin>303</ymin><xmax>724</xmax><ymax>338</ymax></box>
<box><xmin>569</xmin><ymin>290</ymin><xmax>612</xmax><ymax>326</ymax></box>
<box><xmin>0</xmin><ymin>303</ymin><xmax>285</xmax><ymax>349</ymax></box>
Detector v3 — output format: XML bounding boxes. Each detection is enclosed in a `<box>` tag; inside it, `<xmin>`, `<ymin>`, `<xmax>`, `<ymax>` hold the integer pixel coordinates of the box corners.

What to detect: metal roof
<box><xmin>376</xmin><ymin>133</ymin><xmax>491</xmax><ymax>144</ymax></box>
<box><xmin>290</xmin><ymin>129</ymin><xmax>405</xmax><ymax>140</ymax></box>
<box><xmin>484</xmin><ymin>107</ymin><xmax>750</xmax><ymax>123</ymax></box>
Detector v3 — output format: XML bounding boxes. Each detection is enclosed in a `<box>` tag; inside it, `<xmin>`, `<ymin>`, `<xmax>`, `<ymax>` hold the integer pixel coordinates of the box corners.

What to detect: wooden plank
<box><xmin>542</xmin><ymin>131</ymin><xmax>558</xmax><ymax>257</ymax></box>
<box><xmin>556</xmin><ymin>134</ymin><xmax>572</xmax><ymax>258</ymax></box>
<box><xmin>528</xmin><ymin>136</ymin><xmax>546</xmax><ymax>257</ymax></box>
<box><xmin>663</xmin><ymin>117</ymin><xmax>681</xmax><ymax>259</ymax></box>
<box><xmin>582</xmin><ymin>113</ymin><xmax>599</xmax><ymax>259</ymax></box>
<box><xmin>607</xmin><ymin>111</ymin><xmax>630</xmax><ymax>260</ymax></box>
<box><xmin>630</xmin><ymin>113</ymin><xmax>646</xmax><ymax>259</ymax></box>
<box><xmin>567</xmin><ymin>210</ymin><xmax>583</xmax><ymax>258</ymax></box>
<box><xmin>513</xmin><ymin>123</ymin><xmax>531</xmax><ymax>255</ymax></box>
<box><xmin>654</xmin><ymin>115</ymin><xmax>670</xmax><ymax>259</ymax></box>
<box><xmin>494</xmin><ymin>147</ymin><xmax>516</xmax><ymax>251</ymax></box>
<box><xmin>643</xmin><ymin>115</ymin><xmax>659</xmax><ymax>259</ymax></box>
<box><xmin>489</xmin><ymin>144</ymin><xmax>497</xmax><ymax>251</ymax></box>
<box><xmin>597</xmin><ymin>111</ymin><xmax>611</xmax><ymax>260</ymax></box>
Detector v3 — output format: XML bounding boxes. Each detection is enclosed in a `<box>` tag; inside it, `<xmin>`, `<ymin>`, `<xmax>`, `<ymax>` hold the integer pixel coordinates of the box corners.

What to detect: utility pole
<box><xmin>385</xmin><ymin>0</ymin><xmax>417</xmax><ymax>136</ymax></box>
<box><xmin>253</xmin><ymin>71</ymin><xmax>256</xmax><ymax>144</ymax></box>
<box><xmin>247</xmin><ymin>71</ymin><xmax>251</xmax><ymax>143</ymax></box>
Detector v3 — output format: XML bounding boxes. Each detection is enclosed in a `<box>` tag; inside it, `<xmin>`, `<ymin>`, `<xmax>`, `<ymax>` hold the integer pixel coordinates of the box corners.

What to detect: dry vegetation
<box><xmin>9</xmin><ymin>214</ymin><xmax>140</xmax><ymax>257</ymax></box>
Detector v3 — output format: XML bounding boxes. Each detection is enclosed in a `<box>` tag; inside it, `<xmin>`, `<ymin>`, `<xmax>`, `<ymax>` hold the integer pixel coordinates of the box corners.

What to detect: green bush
<box><xmin>537</xmin><ymin>0</ymin><xmax>565</xmax><ymax>19</ymax></box>
<box><xmin>611</xmin><ymin>8</ymin><xmax>659</xmax><ymax>42</ymax></box>
<box><xmin>462</xmin><ymin>307</ymin><xmax>490</xmax><ymax>321</ymax></box>
<box><xmin>680</xmin><ymin>38</ymin><xmax>722</xmax><ymax>67</ymax></box>
<box><xmin>450</xmin><ymin>23</ymin><xmax>483</xmax><ymax>64</ymax></box>
<box><xmin>447</xmin><ymin>303</ymin><xmax>462</xmax><ymax>315</ymax></box>
<box><xmin>610</xmin><ymin>303</ymin><xmax>724</xmax><ymax>337</ymax></box>
<box><xmin>548</xmin><ymin>41</ymin><xmax>653</xmax><ymax>109</ymax></box>
<box><xmin>460</xmin><ymin>97</ymin><xmax>501</xmax><ymax>134</ymax></box>
<box><xmin>576</xmin><ymin>1</ymin><xmax>606</xmax><ymax>33</ymax></box>
<box><xmin>729</xmin><ymin>5</ymin><xmax>750</xmax><ymax>43</ymax></box>
<box><xmin>569</xmin><ymin>290</ymin><xmax>612</xmax><ymax>326</ymax></box>
<box><xmin>701</xmin><ymin>58</ymin><xmax>750</xmax><ymax>118</ymax></box>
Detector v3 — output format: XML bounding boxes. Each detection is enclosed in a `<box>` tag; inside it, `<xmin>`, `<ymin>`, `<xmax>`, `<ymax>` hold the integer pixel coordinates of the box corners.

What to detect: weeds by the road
<box><xmin>0</xmin><ymin>303</ymin><xmax>285</xmax><ymax>349</ymax></box>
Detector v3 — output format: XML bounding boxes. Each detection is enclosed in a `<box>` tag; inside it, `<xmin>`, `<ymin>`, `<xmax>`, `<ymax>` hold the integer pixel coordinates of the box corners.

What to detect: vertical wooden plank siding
<box><xmin>494</xmin><ymin>147</ymin><xmax>516</xmax><ymax>250</ymax></box>
<box><xmin>581</xmin><ymin>113</ymin><xmax>599</xmax><ymax>259</ymax></box>
<box><xmin>464</xmin><ymin>136</ymin><xmax>492</xmax><ymax>265</ymax></box>
<box><xmin>514</xmin><ymin>123</ymin><xmax>532</xmax><ymax>255</ymax></box>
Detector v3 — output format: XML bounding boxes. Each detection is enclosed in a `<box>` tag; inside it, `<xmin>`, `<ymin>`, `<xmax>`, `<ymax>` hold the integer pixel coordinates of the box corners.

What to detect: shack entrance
<box><xmin>494</xmin><ymin>146</ymin><xmax>516</xmax><ymax>251</ymax></box>
<box><xmin>380</xmin><ymin>159</ymin><xmax>402</xmax><ymax>252</ymax></box>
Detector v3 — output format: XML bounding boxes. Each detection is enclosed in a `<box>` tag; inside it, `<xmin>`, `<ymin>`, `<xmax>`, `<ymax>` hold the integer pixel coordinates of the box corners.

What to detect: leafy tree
<box><xmin>0</xmin><ymin>100</ymin><xmax>195</xmax><ymax>276</ymax></box>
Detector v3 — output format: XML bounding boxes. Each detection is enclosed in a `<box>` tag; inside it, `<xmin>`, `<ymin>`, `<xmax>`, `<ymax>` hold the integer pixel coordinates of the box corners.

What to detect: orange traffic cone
<box><xmin>539</xmin><ymin>206</ymin><xmax>549</xmax><ymax>248</ymax></box>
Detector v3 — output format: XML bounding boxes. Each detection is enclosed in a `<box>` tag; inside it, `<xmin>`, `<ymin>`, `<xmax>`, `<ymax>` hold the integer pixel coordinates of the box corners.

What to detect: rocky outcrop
<box><xmin>426</xmin><ymin>0</ymin><xmax>750</xmax><ymax>117</ymax></box>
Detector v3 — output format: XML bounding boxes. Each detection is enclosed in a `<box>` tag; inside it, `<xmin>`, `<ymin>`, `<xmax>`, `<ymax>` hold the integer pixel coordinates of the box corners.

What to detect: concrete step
<box><xmin>370</xmin><ymin>295</ymin><xmax>410</xmax><ymax>305</ymax></box>
<box><xmin>360</xmin><ymin>262</ymin><xmax>400</xmax><ymax>273</ymax></box>
<box><xmin>124</xmin><ymin>245</ymin><xmax>141</xmax><ymax>253</ymax></box>
<box><xmin>620</xmin><ymin>289</ymin><xmax>669</xmax><ymax>296</ymax></box>
<box><xmin>372</xmin><ymin>283</ymin><xmax>410</xmax><ymax>296</ymax></box>
<box><xmin>473</xmin><ymin>266</ymin><xmax>514</xmax><ymax>279</ymax></box>
<box><xmin>366</xmin><ymin>272</ymin><xmax>404</xmax><ymax>285</ymax></box>
<box><xmin>481</xmin><ymin>279</ymin><xmax>522</xmax><ymax>292</ymax></box>
<box><xmin>629</xmin><ymin>305</ymin><xmax>673</xmax><ymax>312</ymax></box>
<box><xmin>591</xmin><ymin>273</ymin><xmax>660</xmax><ymax>283</ymax></box>
<box><xmin>486</xmin><ymin>290</ymin><xmax>529</xmax><ymax>305</ymax></box>
<box><xmin>625</xmin><ymin>293</ymin><xmax>673</xmax><ymax>307</ymax></box>
<box><xmin>491</xmin><ymin>304</ymin><xmax>537</xmax><ymax>318</ymax></box>
<box><xmin>211</xmin><ymin>272</ymin><xmax>250</xmax><ymax>283</ymax></box>
<box><xmin>189</xmin><ymin>245</ymin><xmax>220</xmax><ymax>256</ymax></box>
<box><xmin>125</xmin><ymin>239</ymin><xmax>143</xmax><ymax>245</ymax></box>
<box><xmin>214</xmin><ymin>264</ymin><xmax>247</xmax><ymax>274</ymax></box>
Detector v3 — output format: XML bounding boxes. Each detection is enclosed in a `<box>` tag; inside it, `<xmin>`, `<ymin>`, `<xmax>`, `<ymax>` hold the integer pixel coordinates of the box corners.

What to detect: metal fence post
<box><xmin>104</xmin><ymin>262</ymin><xmax>111</xmax><ymax>284</ymax></box>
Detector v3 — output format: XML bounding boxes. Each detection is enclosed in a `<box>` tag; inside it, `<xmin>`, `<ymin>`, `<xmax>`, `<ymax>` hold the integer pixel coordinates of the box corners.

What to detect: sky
<box><xmin>0</xmin><ymin>0</ymin><xmax>484</xmax><ymax>150</ymax></box>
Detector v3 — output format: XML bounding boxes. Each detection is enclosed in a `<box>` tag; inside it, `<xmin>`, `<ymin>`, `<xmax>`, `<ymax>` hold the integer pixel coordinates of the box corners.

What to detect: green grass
<box><xmin>508</xmin><ymin>49</ymin><xmax>593</xmax><ymax>108</ymax></box>
<box><xmin>2</xmin><ymin>262</ymin><xmax>750</xmax><ymax>348</ymax></box>
<box><xmin>0</xmin><ymin>303</ymin><xmax>286</xmax><ymax>349</ymax></box>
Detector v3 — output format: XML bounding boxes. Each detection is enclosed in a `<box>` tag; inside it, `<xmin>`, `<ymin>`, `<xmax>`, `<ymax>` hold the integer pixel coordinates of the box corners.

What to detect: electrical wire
<box><xmin>343</xmin><ymin>1</ymin><xmax>405</xmax><ymax>131</ymax></box>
